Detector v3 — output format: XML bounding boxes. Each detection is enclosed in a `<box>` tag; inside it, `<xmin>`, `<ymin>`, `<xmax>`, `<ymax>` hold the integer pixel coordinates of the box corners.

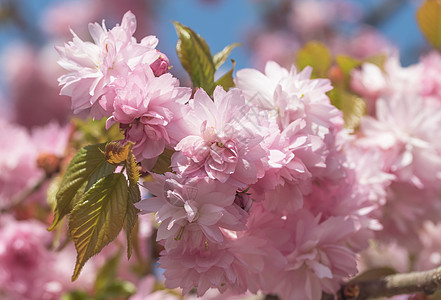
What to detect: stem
<box><xmin>340</xmin><ymin>266</ymin><xmax>441</xmax><ymax>300</ymax></box>
<box><xmin>0</xmin><ymin>174</ymin><xmax>49</xmax><ymax>213</ymax></box>
<box><xmin>260</xmin><ymin>265</ymin><xmax>441</xmax><ymax>300</ymax></box>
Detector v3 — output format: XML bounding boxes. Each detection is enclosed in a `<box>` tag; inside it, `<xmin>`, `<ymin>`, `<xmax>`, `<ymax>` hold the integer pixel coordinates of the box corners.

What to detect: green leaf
<box><xmin>213</xmin><ymin>43</ymin><xmax>240</xmax><ymax>69</ymax></box>
<box><xmin>60</xmin><ymin>290</ymin><xmax>92</xmax><ymax>300</ymax></box>
<box><xmin>173</xmin><ymin>21</ymin><xmax>216</xmax><ymax>94</ymax></box>
<box><xmin>49</xmin><ymin>143</ymin><xmax>116</xmax><ymax>231</ymax></box>
<box><xmin>126</xmin><ymin>149</ymin><xmax>140</xmax><ymax>186</ymax></box>
<box><xmin>329</xmin><ymin>89</ymin><xmax>366</xmax><ymax>130</ymax></box>
<box><xmin>336</xmin><ymin>54</ymin><xmax>387</xmax><ymax>78</ymax></box>
<box><xmin>126</xmin><ymin>185</ymin><xmax>140</xmax><ymax>260</ymax></box>
<box><xmin>47</xmin><ymin>174</ymin><xmax>62</xmax><ymax>210</ymax></box>
<box><xmin>125</xmin><ymin>149</ymin><xmax>140</xmax><ymax>259</ymax></box>
<box><xmin>84</xmin><ymin>162</ymin><xmax>116</xmax><ymax>192</ymax></box>
<box><xmin>417</xmin><ymin>0</ymin><xmax>441</xmax><ymax>50</ymax></box>
<box><xmin>365</xmin><ymin>54</ymin><xmax>387</xmax><ymax>67</ymax></box>
<box><xmin>296</xmin><ymin>41</ymin><xmax>332</xmax><ymax>78</ymax></box>
<box><xmin>151</xmin><ymin>148</ymin><xmax>174</xmax><ymax>174</ymax></box>
<box><xmin>72</xmin><ymin>118</ymin><xmax>124</xmax><ymax>146</ymax></box>
<box><xmin>69</xmin><ymin>173</ymin><xmax>128</xmax><ymax>281</ymax></box>
<box><xmin>334</xmin><ymin>54</ymin><xmax>387</xmax><ymax>86</ymax></box>
<box><xmin>215</xmin><ymin>60</ymin><xmax>236</xmax><ymax>91</ymax></box>
<box><xmin>335</xmin><ymin>55</ymin><xmax>361</xmax><ymax>77</ymax></box>
<box><xmin>95</xmin><ymin>280</ymin><xmax>136</xmax><ymax>300</ymax></box>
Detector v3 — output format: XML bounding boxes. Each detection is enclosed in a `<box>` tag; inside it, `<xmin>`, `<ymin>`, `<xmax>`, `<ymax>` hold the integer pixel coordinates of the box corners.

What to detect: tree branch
<box><xmin>340</xmin><ymin>266</ymin><xmax>441</xmax><ymax>300</ymax></box>
<box><xmin>0</xmin><ymin>174</ymin><xmax>49</xmax><ymax>213</ymax></box>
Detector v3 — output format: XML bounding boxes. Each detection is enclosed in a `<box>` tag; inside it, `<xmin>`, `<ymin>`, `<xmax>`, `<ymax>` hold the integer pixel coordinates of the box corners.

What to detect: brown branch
<box><xmin>0</xmin><ymin>152</ymin><xmax>62</xmax><ymax>214</ymax></box>
<box><xmin>264</xmin><ymin>292</ymin><xmax>334</xmax><ymax>300</ymax></box>
<box><xmin>264</xmin><ymin>265</ymin><xmax>441</xmax><ymax>300</ymax></box>
<box><xmin>0</xmin><ymin>174</ymin><xmax>49</xmax><ymax>214</ymax></box>
<box><xmin>340</xmin><ymin>266</ymin><xmax>441</xmax><ymax>300</ymax></box>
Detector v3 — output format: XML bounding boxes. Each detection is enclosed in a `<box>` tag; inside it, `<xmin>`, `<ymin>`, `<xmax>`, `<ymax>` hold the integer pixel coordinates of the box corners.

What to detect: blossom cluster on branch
<box><xmin>3</xmin><ymin>1</ymin><xmax>441</xmax><ymax>299</ymax></box>
<box><xmin>53</xmin><ymin>10</ymin><xmax>441</xmax><ymax>300</ymax></box>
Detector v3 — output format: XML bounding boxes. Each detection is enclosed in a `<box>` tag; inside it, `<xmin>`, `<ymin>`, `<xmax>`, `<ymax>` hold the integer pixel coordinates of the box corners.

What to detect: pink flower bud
<box><xmin>150</xmin><ymin>51</ymin><xmax>169</xmax><ymax>76</ymax></box>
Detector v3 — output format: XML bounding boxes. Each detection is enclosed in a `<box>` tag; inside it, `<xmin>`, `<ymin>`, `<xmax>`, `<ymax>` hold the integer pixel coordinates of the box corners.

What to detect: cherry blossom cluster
<box><xmin>56</xmin><ymin>11</ymin><xmax>403</xmax><ymax>300</ymax></box>
<box><xmin>349</xmin><ymin>53</ymin><xmax>441</xmax><ymax>253</ymax></box>
<box><xmin>0</xmin><ymin>201</ymin><xmax>156</xmax><ymax>300</ymax></box>
<box><xmin>56</xmin><ymin>11</ymin><xmax>186</xmax><ymax>165</ymax></box>
<box><xmin>0</xmin><ymin>215</ymin><xmax>95</xmax><ymax>300</ymax></box>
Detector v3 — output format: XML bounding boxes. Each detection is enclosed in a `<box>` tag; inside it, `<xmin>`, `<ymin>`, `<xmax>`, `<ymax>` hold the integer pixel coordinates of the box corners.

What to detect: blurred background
<box><xmin>0</xmin><ymin>0</ymin><xmax>429</xmax><ymax>128</ymax></box>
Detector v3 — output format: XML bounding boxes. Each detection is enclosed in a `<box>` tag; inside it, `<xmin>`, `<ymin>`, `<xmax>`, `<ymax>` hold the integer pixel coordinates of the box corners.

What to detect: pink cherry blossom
<box><xmin>275</xmin><ymin>212</ymin><xmax>358</xmax><ymax>300</ymax></box>
<box><xmin>236</xmin><ymin>61</ymin><xmax>339</xmax><ymax>131</ymax></box>
<box><xmin>344</xmin><ymin>145</ymin><xmax>395</xmax><ymax>206</ymax></box>
<box><xmin>375</xmin><ymin>182</ymin><xmax>441</xmax><ymax>252</ymax></box>
<box><xmin>302</xmin><ymin>177</ymin><xmax>380</xmax><ymax>253</ymax></box>
<box><xmin>159</xmin><ymin>234</ymin><xmax>281</xmax><ymax>297</ymax></box>
<box><xmin>350</xmin><ymin>62</ymin><xmax>387</xmax><ymax>114</ymax></box>
<box><xmin>358</xmin><ymin>241</ymin><xmax>410</xmax><ymax>274</ymax></box>
<box><xmin>97</xmin><ymin>64</ymin><xmax>191</xmax><ymax>160</ymax></box>
<box><xmin>2</xmin><ymin>43</ymin><xmax>71</xmax><ymax>127</ymax></box>
<box><xmin>57</xmin><ymin>11</ymin><xmax>162</xmax><ymax>114</ymax></box>
<box><xmin>0</xmin><ymin>215</ymin><xmax>110</xmax><ymax>299</ymax></box>
<box><xmin>357</xmin><ymin>94</ymin><xmax>441</xmax><ymax>190</ymax></box>
<box><xmin>0</xmin><ymin>216</ymin><xmax>61</xmax><ymax>300</ymax></box>
<box><xmin>420</xmin><ymin>51</ymin><xmax>441</xmax><ymax>103</ymax></box>
<box><xmin>243</xmin><ymin>206</ymin><xmax>359</xmax><ymax>300</ymax></box>
<box><xmin>381</xmin><ymin>55</ymin><xmax>423</xmax><ymax>97</ymax></box>
<box><xmin>171</xmin><ymin>87</ymin><xmax>267</xmax><ymax>189</ymax></box>
<box><xmin>136</xmin><ymin>173</ymin><xmax>246</xmax><ymax>248</ymax></box>
<box><xmin>235</xmin><ymin>61</ymin><xmax>343</xmax><ymax>182</ymax></box>
<box><xmin>250</xmin><ymin>120</ymin><xmax>313</xmax><ymax>213</ymax></box>
<box><xmin>415</xmin><ymin>221</ymin><xmax>441</xmax><ymax>271</ymax></box>
<box><xmin>235</xmin><ymin>62</ymin><xmax>347</xmax><ymax>216</ymax></box>
<box><xmin>350</xmin><ymin>55</ymin><xmax>423</xmax><ymax>115</ymax></box>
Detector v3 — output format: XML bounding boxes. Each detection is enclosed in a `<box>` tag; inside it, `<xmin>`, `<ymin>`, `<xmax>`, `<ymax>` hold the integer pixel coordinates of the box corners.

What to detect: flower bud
<box><xmin>36</xmin><ymin>152</ymin><xmax>61</xmax><ymax>176</ymax></box>
<box><xmin>150</xmin><ymin>51</ymin><xmax>169</xmax><ymax>76</ymax></box>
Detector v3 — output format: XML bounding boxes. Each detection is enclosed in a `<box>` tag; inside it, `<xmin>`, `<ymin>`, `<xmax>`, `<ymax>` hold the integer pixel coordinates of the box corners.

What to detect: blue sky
<box><xmin>0</xmin><ymin>0</ymin><xmax>430</xmax><ymax>123</ymax></box>
<box><xmin>0</xmin><ymin>0</ymin><xmax>430</xmax><ymax>81</ymax></box>
<box><xmin>155</xmin><ymin>0</ymin><xmax>260</xmax><ymax>76</ymax></box>
<box><xmin>378</xmin><ymin>1</ymin><xmax>426</xmax><ymax>64</ymax></box>
<box><xmin>153</xmin><ymin>0</ymin><xmax>427</xmax><ymax>71</ymax></box>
